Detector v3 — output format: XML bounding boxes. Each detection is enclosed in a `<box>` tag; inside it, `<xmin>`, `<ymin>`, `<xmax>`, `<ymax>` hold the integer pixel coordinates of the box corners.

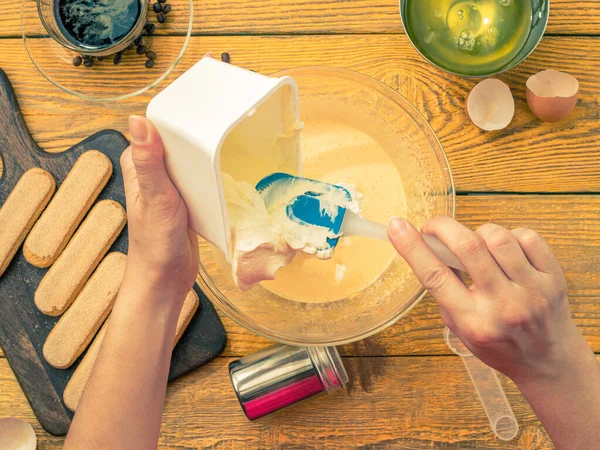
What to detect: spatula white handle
<box><xmin>341</xmin><ymin>212</ymin><xmax>465</xmax><ymax>271</ymax></box>
<box><xmin>341</xmin><ymin>211</ymin><xmax>390</xmax><ymax>241</ymax></box>
<box><xmin>422</xmin><ymin>234</ymin><xmax>465</xmax><ymax>272</ymax></box>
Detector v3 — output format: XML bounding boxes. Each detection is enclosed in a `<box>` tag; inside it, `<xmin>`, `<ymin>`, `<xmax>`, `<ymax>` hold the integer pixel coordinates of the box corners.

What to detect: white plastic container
<box><xmin>147</xmin><ymin>57</ymin><xmax>301</xmax><ymax>261</ymax></box>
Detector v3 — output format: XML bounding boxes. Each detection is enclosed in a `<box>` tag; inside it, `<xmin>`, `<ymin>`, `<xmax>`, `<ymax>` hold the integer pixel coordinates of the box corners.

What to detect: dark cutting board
<box><xmin>0</xmin><ymin>68</ymin><xmax>227</xmax><ymax>436</ymax></box>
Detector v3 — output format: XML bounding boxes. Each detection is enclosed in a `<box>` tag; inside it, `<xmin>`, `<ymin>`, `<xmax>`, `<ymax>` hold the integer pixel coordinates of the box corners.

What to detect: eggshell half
<box><xmin>0</xmin><ymin>418</ymin><xmax>37</xmax><ymax>450</ymax></box>
<box><xmin>466</xmin><ymin>79</ymin><xmax>515</xmax><ymax>131</ymax></box>
<box><xmin>526</xmin><ymin>69</ymin><xmax>579</xmax><ymax>122</ymax></box>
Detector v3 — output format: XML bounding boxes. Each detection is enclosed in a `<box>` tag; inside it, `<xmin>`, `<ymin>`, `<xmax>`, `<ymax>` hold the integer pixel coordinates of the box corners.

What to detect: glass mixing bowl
<box><xmin>197</xmin><ymin>67</ymin><xmax>455</xmax><ymax>347</ymax></box>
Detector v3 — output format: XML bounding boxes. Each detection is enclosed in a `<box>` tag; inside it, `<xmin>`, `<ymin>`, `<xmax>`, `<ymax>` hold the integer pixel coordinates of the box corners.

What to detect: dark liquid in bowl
<box><xmin>55</xmin><ymin>0</ymin><xmax>141</xmax><ymax>50</ymax></box>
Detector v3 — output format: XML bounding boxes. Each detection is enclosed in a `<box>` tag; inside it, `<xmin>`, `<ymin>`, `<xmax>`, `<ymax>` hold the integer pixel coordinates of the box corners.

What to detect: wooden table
<box><xmin>1</xmin><ymin>1</ymin><xmax>599</xmax><ymax>448</ymax></box>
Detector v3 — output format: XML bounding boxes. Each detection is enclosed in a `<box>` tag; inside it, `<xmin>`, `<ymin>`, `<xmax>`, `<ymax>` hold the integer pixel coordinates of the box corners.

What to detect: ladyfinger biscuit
<box><xmin>63</xmin><ymin>323</ymin><xmax>107</xmax><ymax>412</ymax></box>
<box><xmin>63</xmin><ymin>289</ymin><xmax>200</xmax><ymax>411</ymax></box>
<box><xmin>175</xmin><ymin>290</ymin><xmax>200</xmax><ymax>345</ymax></box>
<box><xmin>43</xmin><ymin>252</ymin><xmax>127</xmax><ymax>369</ymax></box>
<box><xmin>24</xmin><ymin>151</ymin><xmax>112</xmax><ymax>268</ymax></box>
<box><xmin>35</xmin><ymin>200</ymin><xmax>126</xmax><ymax>316</ymax></box>
<box><xmin>0</xmin><ymin>169</ymin><xmax>55</xmax><ymax>277</ymax></box>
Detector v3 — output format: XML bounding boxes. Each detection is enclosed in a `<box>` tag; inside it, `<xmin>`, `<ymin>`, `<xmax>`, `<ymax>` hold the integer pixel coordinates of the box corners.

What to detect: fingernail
<box><xmin>388</xmin><ymin>217</ymin><xmax>408</xmax><ymax>237</ymax></box>
<box><xmin>129</xmin><ymin>116</ymin><xmax>149</xmax><ymax>144</ymax></box>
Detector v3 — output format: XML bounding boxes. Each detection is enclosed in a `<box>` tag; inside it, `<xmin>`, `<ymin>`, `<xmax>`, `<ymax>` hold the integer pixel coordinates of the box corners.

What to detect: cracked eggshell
<box><xmin>466</xmin><ymin>79</ymin><xmax>515</xmax><ymax>131</ymax></box>
<box><xmin>0</xmin><ymin>418</ymin><xmax>36</xmax><ymax>450</ymax></box>
<box><xmin>526</xmin><ymin>69</ymin><xmax>579</xmax><ymax>122</ymax></box>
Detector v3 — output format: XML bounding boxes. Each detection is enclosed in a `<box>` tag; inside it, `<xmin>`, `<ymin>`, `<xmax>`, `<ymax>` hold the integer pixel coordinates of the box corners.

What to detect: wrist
<box><xmin>515</xmin><ymin>325</ymin><xmax>597</xmax><ymax>394</ymax></box>
<box><xmin>123</xmin><ymin>254</ymin><xmax>194</xmax><ymax>300</ymax></box>
<box><xmin>512</xmin><ymin>328</ymin><xmax>600</xmax><ymax>450</ymax></box>
<box><xmin>117</xmin><ymin>273</ymin><xmax>188</xmax><ymax>321</ymax></box>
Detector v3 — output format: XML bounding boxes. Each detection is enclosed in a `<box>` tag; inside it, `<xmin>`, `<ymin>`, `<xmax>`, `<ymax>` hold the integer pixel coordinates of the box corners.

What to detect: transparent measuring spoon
<box><xmin>444</xmin><ymin>327</ymin><xmax>519</xmax><ymax>441</ymax></box>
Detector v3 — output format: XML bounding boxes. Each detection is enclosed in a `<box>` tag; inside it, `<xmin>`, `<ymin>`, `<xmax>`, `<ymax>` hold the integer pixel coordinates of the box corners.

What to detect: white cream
<box><xmin>222</xmin><ymin>174</ymin><xmax>294</xmax><ymax>291</ymax></box>
<box><xmin>219</xmin><ymin>86</ymin><xmax>303</xmax><ymax>188</ymax></box>
<box><xmin>334</xmin><ymin>264</ymin><xmax>346</xmax><ymax>282</ymax></box>
<box><xmin>223</xmin><ymin>173</ymin><xmax>360</xmax><ymax>291</ymax></box>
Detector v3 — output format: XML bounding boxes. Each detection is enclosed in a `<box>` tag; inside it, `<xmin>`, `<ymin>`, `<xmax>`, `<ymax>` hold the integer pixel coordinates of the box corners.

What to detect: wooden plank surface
<box><xmin>2</xmin><ymin>0</ymin><xmax>599</xmax><ymax>447</ymax></box>
<box><xmin>6</xmin><ymin>0</ymin><xmax>600</xmax><ymax>38</ymax></box>
<box><xmin>1</xmin><ymin>194</ymin><xmax>598</xmax><ymax>360</ymax></box>
<box><xmin>0</xmin><ymin>35</ymin><xmax>599</xmax><ymax>193</ymax></box>
<box><xmin>0</xmin><ymin>357</ymin><xmax>557</xmax><ymax>449</ymax></box>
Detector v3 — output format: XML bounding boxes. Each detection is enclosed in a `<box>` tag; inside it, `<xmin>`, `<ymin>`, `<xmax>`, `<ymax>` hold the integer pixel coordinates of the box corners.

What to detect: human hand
<box><xmin>388</xmin><ymin>217</ymin><xmax>589</xmax><ymax>387</ymax></box>
<box><xmin>120</xmin><ymin>116</ymin><xmax>199</xmax><ymax>301</ymax></box>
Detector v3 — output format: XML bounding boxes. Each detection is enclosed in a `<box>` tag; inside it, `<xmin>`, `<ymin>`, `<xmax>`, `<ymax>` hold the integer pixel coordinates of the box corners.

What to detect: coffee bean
<box><xmin>145</xmin><ymin>23</ymin><xmax>156</xmax><ymax>34</ymax></box>
<box><xmin>158</xmin><ymin>0</ymin><xmax>166</xmax><ymax>3</ymax></box>
<box><xmin>83</xmin><ymin>58</ymin><xmax>94</xmax><ymax>67</ymax></box>
<box><xmin>146</xmin><ymin>50</ymin><xmax>157</xmax><ymax>60</ymax></box>
<box><xmin>113</xmin><ymin>54</ymin><xmax>123</xmax><ymax>65</ymax></box>
<box><xmin>72</xmin><ymin>56</ymin><xmax>83</xmax><ymax>67</ymax></box>
<box><xmin>126</xmin><ymin>43</ymin><xmax>134</xmax><ymax>51</ymax></box>
<box><xmin>82</xmin><ymin>54</ymin><xmax>91</xmax><ymax>60</ymax></box>
<box><xmin>145</xmin><ymin>59</ymin><xmax>155</xmax><ymax>69</ymax></box>
<box><xmin>157</xmin><ymin>13</ymin><xmax>166</xmax><ymax>23</ymax></box>
<box><xmin>221</xmin><ymin>52</ymin><xmax>231</xmax><ymax>63</ymax></box>
<box><xmin>163</xmin><ymin>4</ymin><xmax>171</xmax><ymax>14</ymax></box>
<box><xmin>134</xmin><ymin>36</ymin><xmax>143</xmax><ymax>46</ymax></box>
<box><xmin>152</xmin><ymin>2</ymin><xmax>162</xmax><ymax>12</ymax></box>
<box><xmin>97</xmin><ymin>55</ymin><xmax>105</xmax><ymax>61</ymax></box>
<box><xmin>136</xmin><ymin>45</ymin><xmax>147</xmax><ymax>55</ymax></box>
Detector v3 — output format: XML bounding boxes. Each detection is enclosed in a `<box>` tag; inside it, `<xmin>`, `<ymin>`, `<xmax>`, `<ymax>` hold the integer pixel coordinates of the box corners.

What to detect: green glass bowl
<box><xmin>400</xmin><ymin>0</ymin><xmax>550</xmax><ymax>78</ymax></box>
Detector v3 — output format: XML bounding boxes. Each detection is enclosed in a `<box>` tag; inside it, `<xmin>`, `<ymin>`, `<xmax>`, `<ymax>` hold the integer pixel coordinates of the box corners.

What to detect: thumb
<box><xmin>128</xmin><ymin>115</ymin><xmax>174</xmax><ymax>200</ymax></box>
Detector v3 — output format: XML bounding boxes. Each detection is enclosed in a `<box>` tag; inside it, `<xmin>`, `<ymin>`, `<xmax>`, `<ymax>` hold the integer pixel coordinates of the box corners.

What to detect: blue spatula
<box><xmin>256</xmin><ymin>173</ymin><xmax>465</xmax><ymax>271</ymax></box>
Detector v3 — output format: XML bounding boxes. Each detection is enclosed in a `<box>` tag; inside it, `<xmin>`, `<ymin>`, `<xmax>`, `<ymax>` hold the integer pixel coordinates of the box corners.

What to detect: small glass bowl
<box><xmin>400</xmin><ymin>0</ymin><xmax>550</xmax><ymax>78</ymax></box>
<box><xmin>22</xmin><ymin>0</ymin><xmax>193</xmax><ymax>101</ymax></box>
<box><xmin>197</xmin><ymin>67</ymin><xmax>455</xmax><ymax>347</ymax></box>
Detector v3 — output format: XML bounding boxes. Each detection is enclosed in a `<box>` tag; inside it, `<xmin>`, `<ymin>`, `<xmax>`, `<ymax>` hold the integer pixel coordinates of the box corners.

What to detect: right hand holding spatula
<box><xmin>388</xmin><ymin>217</ymin><xmax>600</xmax><ymax>450</ymax></box>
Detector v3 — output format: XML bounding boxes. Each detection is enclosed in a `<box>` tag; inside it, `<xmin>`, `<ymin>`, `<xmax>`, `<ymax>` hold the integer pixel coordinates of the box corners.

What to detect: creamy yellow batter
<box><xmin>260</xmin><ymin>120</ymin><xmax>407</xmax><ymax>303</ymax></box>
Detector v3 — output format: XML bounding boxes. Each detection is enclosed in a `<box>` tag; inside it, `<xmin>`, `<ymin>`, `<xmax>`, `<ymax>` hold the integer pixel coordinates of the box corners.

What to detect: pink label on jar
<box><xmin>243</xmin><ymin>375</ymin><xmax>324</xmax><ymax>420</ymax></box>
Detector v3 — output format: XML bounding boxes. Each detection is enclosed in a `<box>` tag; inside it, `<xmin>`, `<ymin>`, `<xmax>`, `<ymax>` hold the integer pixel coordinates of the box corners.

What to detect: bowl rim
<box><xmin>399</xmin><ymin>0</ymin><xmax>551</xmax><ymax>78</ymax></box>
<box><xmin>197</xmin><ymin>65</ymin><xmax>456</xmax><ymax>347</ymax></box>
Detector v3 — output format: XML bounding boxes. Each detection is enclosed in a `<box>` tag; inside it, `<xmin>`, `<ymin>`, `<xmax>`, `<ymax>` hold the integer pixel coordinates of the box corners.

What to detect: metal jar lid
<box><xmin>229</xmin><ymin>345</ymin><xmax>348</xmax><ymax>420</ymax></box>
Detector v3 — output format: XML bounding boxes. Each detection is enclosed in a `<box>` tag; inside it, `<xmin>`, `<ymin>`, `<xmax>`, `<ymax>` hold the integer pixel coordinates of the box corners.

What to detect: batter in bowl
<box><xmin>260</xmin><ymin>120</ymin><xmax>407</xmax><ymax>303</ymax></box>
<box><xmin>222</xmin><ymin>116</ymin><xmax>408</xmax><ymax>303</ymax></box>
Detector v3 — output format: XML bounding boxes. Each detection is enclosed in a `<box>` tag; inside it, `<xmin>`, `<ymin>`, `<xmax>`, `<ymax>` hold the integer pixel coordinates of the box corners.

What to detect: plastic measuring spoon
<box><xmin>445</xmin><ymin>328</ymin><xmax>519</xmax><ymax>441</ymax></box>
<box><xmin>256</xmin><ymin>173</ymin><xmax>465</xmax><ymax>271</ymax></box>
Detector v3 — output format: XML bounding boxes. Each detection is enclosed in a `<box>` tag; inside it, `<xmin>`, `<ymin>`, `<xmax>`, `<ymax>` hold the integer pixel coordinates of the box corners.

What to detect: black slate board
<box><xmin>0</xmin><ymin>68</ymin><xmax>227</xmax><ymax>436</ymax></box>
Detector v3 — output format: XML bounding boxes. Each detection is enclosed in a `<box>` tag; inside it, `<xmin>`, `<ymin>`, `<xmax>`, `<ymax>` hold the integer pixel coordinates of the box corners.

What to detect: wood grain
<box><xmin>7</xmin><ymin>0</ymin><xmax>600</xmax><ymax>38</ymax></box>
<box><xmin>2</xmin><ymin>194</ymin><xmax>595</xmax><ymax>360</ymax></box>
<box><xmin>0</xmin><ymin>356</ymin><xmax>558</xmax><ymax>449</ymax></box>
<box><xmin>2</xmin><ymin>1</ymin><xmax>598</xmax><ymax>447</ymax></box>
<box><xmin>0</xmin><ymin>35</ymin><xmax>598</xmax><ymax>193</ymax></box>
